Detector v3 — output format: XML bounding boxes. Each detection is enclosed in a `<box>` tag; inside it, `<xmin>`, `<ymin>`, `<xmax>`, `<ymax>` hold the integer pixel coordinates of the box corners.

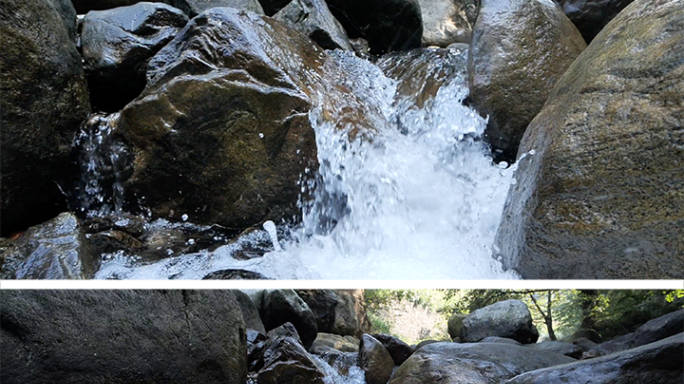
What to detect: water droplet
<box><xmin>258</xmin><ymin>133</ymin><xmax>264</xmax><ymax>138</ymax></box>
<box><xmin>181</xmin><ymin>214</ymin><xmax>188</xmax><ymax>221</ymax></box>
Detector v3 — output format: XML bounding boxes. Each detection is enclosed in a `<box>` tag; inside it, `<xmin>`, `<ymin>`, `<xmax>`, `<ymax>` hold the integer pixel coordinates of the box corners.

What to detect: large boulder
<box><xmin>81</xmin><ymin>2</ymin><xmax>188</xmax><ymax>112</ymax></box>
<box><xmin>165</xmin><ymin>0</ymin><xmax>265</xmax><ymax>17</ymax></box>
<box><xmin>324</xmin><ymin>0</ymin><xmax>423</xmax><ymax>54</ymax></box>
<box><xmin>358</xmin><ymin>334</ymin><xmax>395</xmax><ymax>384</ymax></box>
<box><xmin>461</xmin><ymin>300</ymin><xmax>539</xmax><ymax>344</ymax></box>
<box><xmin>296</xmin><ymin>289</ymin><xmax>370</xmax><ymax>338</ymax></box>
<box><xmin>388</xmin><ymin>341</ymin><xmax>575</xmax><ymax>384</ymax></box>
<box><xmin>235</xmin><ymin>289</ymin><xmax>266</xmax><ymax>333</ymax></box>
<box><xmin>260</xmin><ymin>289</ymin><xmax>318</xmax><ymax>350</ymax></box>
<box><xmin>117</xmin><ymin>8</ymin><xmax>322</xmax><ymax>228</ymax></box>
<box><xmin>505</xmin><ymin>334</ymin><xmax>684</xmax><ymax>384</ymax></box>
<box><xmin>371</xmin><ymin>334</ymin><xmax>415</xmax><ymax>366</ymax></box>
<box><xmin>494</xmin><ymin>0</ymin><xmax>684</xmax><ymax>279</ymax></box>
<box><xmin>0</xmin><ymin>290</ymin><xmax>247</xmax><ymax>384</ymax></box>
<box><xmin>0</xmin><ymin>213</ymin><xmax>97</xmax><ymax>279</ymax></box>
<box><xmin>600</xmin><ymin>309</ymin><xmax>684</xmax><ymax>354</ymax></box>
<box><xmin>0</xmin><ymin>0</ymin><xmax>90</xmax><ymax>236</ymax></box>
<box><xmin>273</xmin><ymin>0</ymin><xmax>352</xmax><ymax>51</ymax></box>
<box><xmin>468</xmin><ymin>0</ymin><xmax>586</xmax><ymax>162</ymax></box>
<box><xmin>418</xmin><ymin>0</ymin><xmax>475</xmax><ymax>47</ymax></box>
<box><xmin>554</xmin><ymin>0</ymin><xmax>636</xmax><ymax>42</ymax></box>
<box><xmin>256</xmin><ymin>337</ymin><xmax>325</xmax><ymax>384</ymax></box>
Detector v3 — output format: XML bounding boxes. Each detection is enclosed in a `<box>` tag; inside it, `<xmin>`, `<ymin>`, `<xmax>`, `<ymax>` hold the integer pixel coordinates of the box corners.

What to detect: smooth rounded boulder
<box><xmin>273</xmin><ymin>0</ymin><xmax>352</xmax><ymax>51</ymax></box>
<box><xmin>296</xmin><ymin>289</ymin><xmax>370</xmax><ymax>338</ymax></box>
<box><xmin>418</xmin><ymin>0</ymin><xmax>474</xmax><ymax>46</ymax></box>
<box><xmin>358</xmin><ymin>334</ymin><xmax>395</xmax><ymax>384</ymax></box>
<box><xmin>468</xmin><ymin>0</ymin><xmax>586</xmax><ymax>162</ymax></box>
<box><xmin>461</xmin><ymin>300</ymin><xmax>539</xmax><ymax>344</ymax></box>
<box><xmin>0</xmin><ymin>0</ymin><xmax>91</xmax><ymax>236</ymax></box>
<box><xmin>494</xmin><ymin>0</ymin><xmax>684</xmax><ymax>279</ymax></box>
<box><xmin>0</xmin><ymin>290</ymin><xmax>247</xmax><ymax>384</ymax></box>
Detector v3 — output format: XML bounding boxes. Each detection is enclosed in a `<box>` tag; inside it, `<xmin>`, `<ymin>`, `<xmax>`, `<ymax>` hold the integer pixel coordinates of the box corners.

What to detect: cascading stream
<box><xmin>95</xmin><ymin>49</ymin><xmax>519</xmax><ymax>280</ymax></box>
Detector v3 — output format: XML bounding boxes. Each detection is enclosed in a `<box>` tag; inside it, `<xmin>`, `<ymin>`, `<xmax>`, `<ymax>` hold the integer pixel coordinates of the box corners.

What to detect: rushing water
<box><xmin>94</xmin><ymin>49</ymin><xmax>519</xmax><ymax>280</ymax></box>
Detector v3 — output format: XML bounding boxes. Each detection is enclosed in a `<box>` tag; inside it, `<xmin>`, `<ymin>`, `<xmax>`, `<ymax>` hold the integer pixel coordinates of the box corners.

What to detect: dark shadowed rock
<box><xmin>526</xmin><ymin>341</ymin><xmax>582</xmax><ymax>359</ymax></box>
<box><xmin>296</xmin><ymin>289</ymin><xmax>370</xmax><ymax>338</ymax></box>
<box><xmin>0</xmin><ymin>0</ymin><xmax>90</xmax><ymax>236</ymax></box>
<box><xmin>81</xmin><ymin>2</ymin><xmax>188</xmax><ymax>112</ymax></box>
<box><xmin>260</xmin><ymin>289</ymin><xmax>318</xmax><ymax>350</ymax></box>
<box><xmin>0</xmin><ymin>290</ymin><xmax>247</xmax><ymax>384</ymax></box>
<box><xmin>203</xmin><ymin>269</ymin><xmax>271</xmax><ymax>279</ymax></box>
<box><xmin>468</xmin><ymin>0</ymin><xmax>586</xmax><ymax>162</ymax></box>
<box><xmin>447</xmin><ymin>312</ymin><xmax>467</xmax><ymax>340</ymax></box>
<box><xmin>600</xmin><ymin>309</ymin><xmax>684</xmax><ymax>354</ymax></box>
<box><xmin>418</xmin><ymin>0</ymin><xmax>475</xmax><ymax>46</ymax></box>
<box><xmin>310</xmin><ymin>332</ymin><xmax>359</xmax><ymax>353</ymax></box>
<box><xmin>257</xmin><ymin>336</ymin><xmax>325</xmax><ymax>384</ymax></box>
<box><xmin>166</xmin><ymin>0</ymin><xmax>265</xmax><ymax>17</ymax></box>
<box><xmin>462</xmin><ymin>300</ymin><xmax>539</xmax><ymax>344</ymax></box>
<box><xmin>494</xmin><ymin>0</ymin><xmax>684</xmax><ymax>279</ymax></box>
<box><xmin>235</xmin><ymin>289</ymin><xmax>266</xmax><ymax>333</ymax></box>
<box><xmin>505</xmin><ymin>334</ymin><xmax>684</xmax><ymax>384</ymax></box>
<box><xmin>267</xmin><ymin>322</ymin><xmax>303</xmax><ymax>346</ymax></box>
<box><xmin>554</xmin><ymin>0</ymin><xmax>635</xmax><ymax>42</ymax></box>
<box><xmin>258</xmin><ymin>0</ymin><xmax>292</xmax><ymax>15</ymax></box>
<box><xmin>0</xmin><ymin>213</ymin><xmax>97</xmax><ymax>279</ymax></box>
<box><xmin>389</xmin><ymin>341</ymin><xmax>574</xmax><ymax>384</ymax></box>
<box><xmin>325</xmin><ymin>0</ymin><xmax>423</xmax><ymax>54</ymax></box>
<box><xmin>118</xmin><ymin>8</ymin><xmax>322</xmax><ymax>229</ymax></box>
<box><xmin>371</xmin><ymin>334</ymin><xmax>414</xmax><ymax>366</ymax></box>
<box><xmin>274</xmin><ymin>0</ymin><xmax>352</xmax><ymax>50</ymax></box>
<box><xmin>358</xmin><ymin>334</ymin><xmax>395</xmax><ymax>384</ymax></box>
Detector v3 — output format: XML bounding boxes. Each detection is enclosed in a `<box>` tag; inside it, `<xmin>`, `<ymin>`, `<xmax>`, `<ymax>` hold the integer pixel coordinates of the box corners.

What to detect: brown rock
<box><xmin>494</xmin><ymin>0</ymin><xmax>684</xmax><ymax>278</ymax></box>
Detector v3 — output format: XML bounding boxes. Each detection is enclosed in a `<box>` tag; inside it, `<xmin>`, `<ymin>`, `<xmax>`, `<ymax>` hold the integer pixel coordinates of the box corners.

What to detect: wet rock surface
<box><xmin>118</xmin><ymin>8</ymin><xmax>321</xmax><ymax>229</ymax></box>
<box><xmin>554</xmin><ymin>0</ymin><xmax>635</xmax><ymax>42</ymax></box>
<box><xmin>462</xmin><ymin>300</ymin><xmax>539</xmax><ymax>344</ymax></box>
<box><xmin>0</xmin><ymin>213</ymin><xmax>97</xmax><ymax>279</ymax></box>
<box><xmin>389</xmin><ymin>341</ymin><xmax>574</xmax><ymax>384</ymax></box>
<box><xmin>0</xmin><ymin>290</ymin><xmax>247</xmax><ymax>384</ymax></box>
<box><xmin>81</xmin><ymin>2</ymin><xmax>188</xmax><ymax>112</ymax></box>
<box><xmin>358</xmin><ymin>334</ymin><xmax>395</xmax><ymax>384</ymax></box>
<box><xmin>274</xmin><ymin>0</ymin><xmax>352</xmax><ymax>50</ymax></box>
<box><xmin>468</xmin><ymin>0</ymin><xmax>586</xmax><ymax>162</ymax></box>
<box><xmin>0</xmin><ymin>0</ymin><xmax>91</xmax><ymax>237</ymax></box>
<box><xmin>506</xmin><ymin>334</ymin><xmax>684</xmax><ymax>384</ymax></box>
<box><xmin>325</xmin><ymin>0</ymin><xmax>423</xmax><ymax>54</ymax></box>
<box><xmin>495</xmin><ymin>0</ymin><xmax>684</xmax><ymax>279</ymax></box>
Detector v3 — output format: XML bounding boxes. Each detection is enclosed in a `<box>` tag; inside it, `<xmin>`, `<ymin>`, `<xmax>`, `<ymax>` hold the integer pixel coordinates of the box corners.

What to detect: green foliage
<box><xmin>367</xmin><ymin>311</ymin><xmax>391</xmax><ymax>335</ymax></box>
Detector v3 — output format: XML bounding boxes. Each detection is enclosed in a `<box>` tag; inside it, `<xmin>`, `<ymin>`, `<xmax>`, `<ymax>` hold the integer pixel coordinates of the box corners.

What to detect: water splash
<box><xmin>95</xmin><ymin>49</ymin><xmax>518</xmax><ymax>280</ymax></box>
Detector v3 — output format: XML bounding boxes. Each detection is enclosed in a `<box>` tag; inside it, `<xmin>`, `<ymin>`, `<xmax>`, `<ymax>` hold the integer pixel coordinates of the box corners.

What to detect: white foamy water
<box><xmin>95</xmin><ymin>49</ymin><xmax>518</xmax><ymax>280</ymax></box>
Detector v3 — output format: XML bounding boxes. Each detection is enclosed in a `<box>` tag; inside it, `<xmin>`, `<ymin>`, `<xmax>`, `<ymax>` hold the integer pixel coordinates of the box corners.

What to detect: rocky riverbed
<box><xmin>2</xmin><ymin>289</ymin><xmax>682</xmax><ymax>383</ymax></box>
<box><xmin>1</xmin><ymin>0</ymin><xmax>683</xmax><ymax>279</ymax></box>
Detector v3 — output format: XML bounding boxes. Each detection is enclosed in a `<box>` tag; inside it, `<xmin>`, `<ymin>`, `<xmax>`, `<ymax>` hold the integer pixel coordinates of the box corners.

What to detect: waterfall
<box><xmin>95</xmin><ymin>49</ymin><xmax>518</xmax><ymax>280</ymax></box>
